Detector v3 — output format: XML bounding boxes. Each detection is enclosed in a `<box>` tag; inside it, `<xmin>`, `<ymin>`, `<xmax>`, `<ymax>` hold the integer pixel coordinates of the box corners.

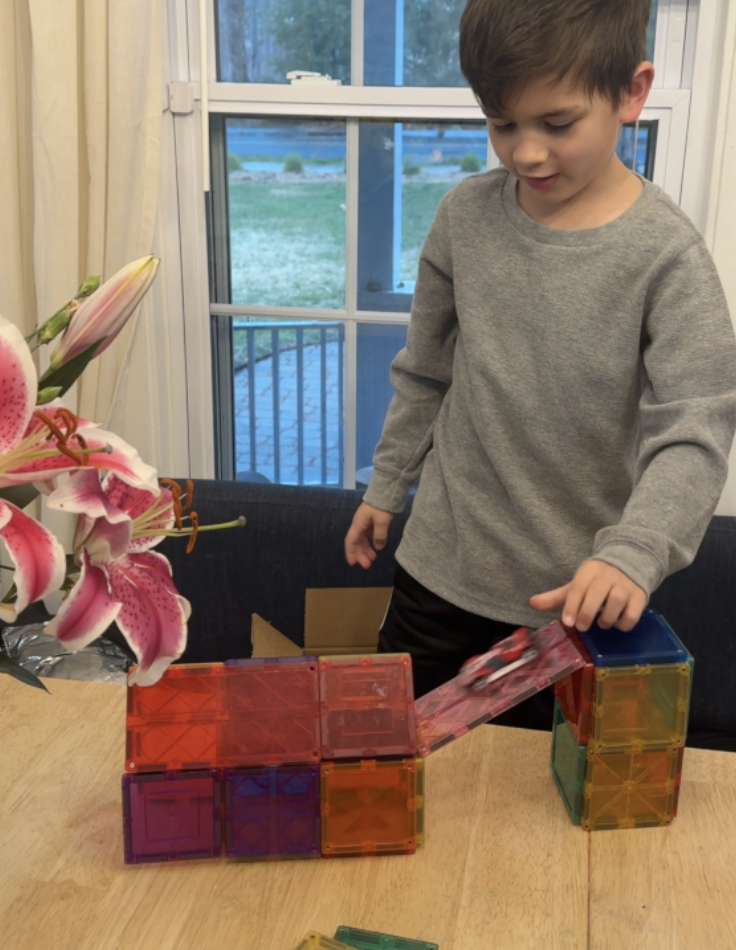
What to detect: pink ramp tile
<box><xmin>415</xmin><ymin>620</ymin><xmax>585</xmax><ymax>757</ymax></box>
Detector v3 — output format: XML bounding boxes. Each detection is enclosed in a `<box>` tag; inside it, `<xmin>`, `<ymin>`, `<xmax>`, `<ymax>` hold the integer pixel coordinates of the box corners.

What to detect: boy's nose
<box><xmin>513</xmin><ymin>136</ymin><xmax>549</xmax><ymax>171</ymax></box>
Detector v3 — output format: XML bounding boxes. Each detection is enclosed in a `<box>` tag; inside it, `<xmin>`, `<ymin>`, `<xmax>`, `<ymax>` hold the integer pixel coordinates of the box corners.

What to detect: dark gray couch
<box><xmin>154</xmin><ymin>480</ymin><xmax>736</xmax><ymax>752</ymax></box>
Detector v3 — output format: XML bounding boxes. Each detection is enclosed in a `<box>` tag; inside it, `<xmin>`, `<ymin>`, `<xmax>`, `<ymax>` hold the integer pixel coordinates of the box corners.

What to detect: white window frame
<box><xmin>164</xmin><ymin>0</ymin><xmax>724</xmax><ymax>483</ymax></box>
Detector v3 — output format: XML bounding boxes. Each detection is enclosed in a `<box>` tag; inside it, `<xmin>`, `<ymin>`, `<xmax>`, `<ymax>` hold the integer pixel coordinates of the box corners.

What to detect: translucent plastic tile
<box><xmin>320</xmin><ymin>758</ymin><xmax>423</xmax><ymax>856</ymax></box>
<box><xmin>335</xmin><ymin>925</ymin><xmax>439</xmax><ymax>949</ymax></box>
<box><xmin>127</xmin><ymin>663</ymin><xmax>225</xmax><ymax>719</ymax></box>
<box><xmin>589</xmin><ymin>660</ymin><xmax>692</xmax><ymax>753</ymax></box>
<box><xmin>126</xmin><ymin>663</ymin><xmax>226</xmax><ymax>772</ymax></box>
<box><xmin>550</xmin><ymin>701</ymin><xmax>586</xmax><ymax>825</ymax></box>
<box><xmin>224</xmin><ymin>764</ymin><xmax>320</xmax><ymax>860</ymax></box>
<box><xmin>222</xmin><ymin>658</ymin><xmax>321</xmax><ymax>767</ymax></box>
<box><xmin>292</xmin><ymin>935</ymin><xmax>353</xmax><ymax>950</ymax></box>
<box><xmin>672</xmin><ymin>746</ymin><xmax>685</xmax><ymax>817</ymax></box>
<box><xmin>126</xmin><ymin>720</ymin><xmax>220</xmax><ymax>773</ymax></box>
<box><xmin>122</xmin><ymin>769</ymin><xmax>222</xmax><ymax>863</ymax></box>
<box><xmin>577</xmin><ymin>609</ymin><xmax>690</xmax><ymax>667</ymax></box>
<box><xmin>319</xmin><ymin>655</ymin><xmax>416</xmax><ymax>759</ymax></box>
<box><xmin>581</xmin><ymin>746</ymin><xmax>681</xmax><ymax>830</ymax></box>
<box><xmin>554</xmin><ymin>627</ymin><xmax>595</xmax><ymax>744</ymax></box>
<box><xmin>415</xmin><ymin>621</ymin><xmax>584</xmax><ymax>757</ymax></box>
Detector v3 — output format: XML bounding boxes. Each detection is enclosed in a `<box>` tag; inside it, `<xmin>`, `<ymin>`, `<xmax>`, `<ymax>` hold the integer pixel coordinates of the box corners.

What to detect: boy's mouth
<box><xmin>523</xmin><ymin>174</ymin><xmax>560</xmax><ymax>191</ymax></box>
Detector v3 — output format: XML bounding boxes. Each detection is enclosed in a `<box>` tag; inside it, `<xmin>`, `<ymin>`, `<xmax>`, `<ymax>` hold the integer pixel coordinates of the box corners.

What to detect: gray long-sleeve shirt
<box><xmin>363</xmin><ymin>169</ymin><xmax>736</xmax><ymax>627</ymax></box>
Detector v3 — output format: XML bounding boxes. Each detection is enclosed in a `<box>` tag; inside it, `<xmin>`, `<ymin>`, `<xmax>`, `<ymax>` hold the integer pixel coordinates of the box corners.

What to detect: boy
<box><xmin>344</xmin><ymin>0</ymin><xmax>736</xmax><ymax>715</ymax></box>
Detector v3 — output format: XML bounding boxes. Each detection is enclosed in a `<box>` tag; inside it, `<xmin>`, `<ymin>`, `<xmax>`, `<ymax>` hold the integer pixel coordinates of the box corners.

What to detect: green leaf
<box><xmin>0</xmin><ymin>651</ymin><xmax>49</xmax><ymax>691</ymax></box>
<box><xmin>1</xmin><ymin>581</ymin><xmax>17</xmax><ymax>606</ymax></box>
<box><xmin>0</xmin><ymin>483</ymin><xmax>40</xmax><ymax>508</ymax></box>
<box><xmin>37</xmin><ymin>339</ymin><xmax>105</xmax><ymax>396</ymax></box>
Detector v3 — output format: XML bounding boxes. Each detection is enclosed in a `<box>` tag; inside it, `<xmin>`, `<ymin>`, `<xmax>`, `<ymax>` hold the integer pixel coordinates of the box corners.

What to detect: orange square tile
<box><xmin>320</xmin><ymin>758</ymin><xmax>423</xmax><ymax>856</ymax></box>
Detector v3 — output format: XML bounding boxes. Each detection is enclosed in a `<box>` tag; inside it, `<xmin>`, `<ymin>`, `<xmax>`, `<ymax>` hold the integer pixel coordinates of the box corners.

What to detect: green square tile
<box><xmin>335</xmin><ymin>926</ymin><xmax>438</xmax><ymax>949</ymax></box>
<box><xmin>551</xmin><ymin>700</ymin><xmax>586</xmax><ymax>824</ymax></box>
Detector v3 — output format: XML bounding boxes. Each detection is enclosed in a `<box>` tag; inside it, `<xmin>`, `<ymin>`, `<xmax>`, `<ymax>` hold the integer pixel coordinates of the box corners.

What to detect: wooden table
<box><xmin>2</xmin><ymin>678</ymin><xmax>735</xmax><ymax>950</ymax></box>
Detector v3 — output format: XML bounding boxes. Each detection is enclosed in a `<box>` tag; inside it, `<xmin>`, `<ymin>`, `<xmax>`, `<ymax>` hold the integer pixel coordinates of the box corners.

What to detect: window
<box><xmin>166</xmin><ymin>0</ymin><xmax>708</xmax><ymax>484</ymax></box>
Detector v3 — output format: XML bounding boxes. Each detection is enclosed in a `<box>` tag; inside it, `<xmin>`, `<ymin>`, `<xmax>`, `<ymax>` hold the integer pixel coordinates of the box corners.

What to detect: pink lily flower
<box><xmin>0</xmin><ymin>315</ymin><xmax>158</xmax><ymax>492</ymax></box>
<box><xmin>0</xmin><ymin>499</ymin><xmax>66</xmax><ymax>623</ymax></box>
<box><xmin>48</xmin><ymin>256</ymin><xmax>160</xmax><ymax>370</ymax></box>
<box><xmin>0</xmin><ymin>314</ymin><xmax>156</xmax><ymax>623</ymax></box>
<box><xmin>45</xmin><ymin>470</ymin><xmax>191</xmax><ymax>687</ymax></box>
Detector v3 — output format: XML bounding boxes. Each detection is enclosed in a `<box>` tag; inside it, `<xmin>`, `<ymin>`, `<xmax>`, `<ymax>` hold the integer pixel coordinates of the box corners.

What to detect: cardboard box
<box><xmin>251</xmin><ymin>588</ymin><xmax>392</xmax><ymax>658</ymax></box>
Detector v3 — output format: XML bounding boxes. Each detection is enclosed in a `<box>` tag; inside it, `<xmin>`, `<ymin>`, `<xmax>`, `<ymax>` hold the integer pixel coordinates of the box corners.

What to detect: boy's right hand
<box><xmin>345</xmin><ymin>502</ymin><xmax>394</xmax><ymax>569</ymax></box>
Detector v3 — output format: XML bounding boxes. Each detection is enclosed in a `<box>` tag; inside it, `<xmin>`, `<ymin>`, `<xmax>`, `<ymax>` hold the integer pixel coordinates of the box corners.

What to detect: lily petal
<box><xmin>98</xmin><ymin>473</ymin><xmax>175</xmax><ymax>553</ymax></box>
<box><xmin>83</xmin><ymin>517</ymin><xmax>134</xmax><ymax>565</ymax></box>
<box><xmin>108</xmin><ymin>550</ymin><xmax>189</xmax><ymax>685</ymax></box>
<box><xmin>102</xmin><ymin>471</ymin><xmax>162</xmax><ymax>519</ymax></box>
<box><xmin>0</xmin><ymin>499</ymin><xmax>66</xmax><ymax>622</ymax></box>
<box><xmin>75</xmin><ymin>423</ymin><xmax>159</xmax><ymax>493</ymax></box>
<box><xmin>0</xmin><ymin>316</ymin><xmax>36</xmax><ymax>455</ymax></box>
<box><xmin>45</xmin><ymin>551</ymin><xmax>122</xmax><ymax>650</ymax></box>
<box><xmin>46</xmin><ymin>469</ymin><xmax>131</xmax><ymax>523</ymax></box>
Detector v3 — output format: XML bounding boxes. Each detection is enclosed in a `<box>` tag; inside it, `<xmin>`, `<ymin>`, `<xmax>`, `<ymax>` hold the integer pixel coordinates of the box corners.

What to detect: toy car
<box><xmin>457</xmin><ymin>626</ymin><xmax>541</xmax><ymax>692</ymax></box>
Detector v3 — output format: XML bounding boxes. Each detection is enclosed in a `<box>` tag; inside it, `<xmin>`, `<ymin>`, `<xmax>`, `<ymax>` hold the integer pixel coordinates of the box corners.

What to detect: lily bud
<box><xmin>48</xmin><ymin>256</ymin><xmax>160</xmax><ymax>371</ymax></box>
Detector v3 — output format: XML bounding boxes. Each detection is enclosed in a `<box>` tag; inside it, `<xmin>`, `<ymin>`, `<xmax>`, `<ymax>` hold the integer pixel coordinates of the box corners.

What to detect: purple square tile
<box><xmin>122</xmin><ymin>770</ymin><xmax>222</xmax><ymax>864</ymax></box>
<box><xmin>224</xmin><ymin>765</ymin><xmax>320</xmax><ymax>860</ymax></box>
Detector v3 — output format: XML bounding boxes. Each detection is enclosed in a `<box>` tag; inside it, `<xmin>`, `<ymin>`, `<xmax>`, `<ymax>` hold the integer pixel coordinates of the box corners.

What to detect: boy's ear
<box><xmin>619</xmin><ymin>61</ymin><xmax>655</xmax><ymax>123</ymax></box>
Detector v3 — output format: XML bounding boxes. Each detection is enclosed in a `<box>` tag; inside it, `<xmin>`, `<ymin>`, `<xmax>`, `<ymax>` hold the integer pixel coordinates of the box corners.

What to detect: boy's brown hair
<box><xmin>459</xmin><ymin>0</ymin><xmax>651</xmax><ymax>116</ymax></box>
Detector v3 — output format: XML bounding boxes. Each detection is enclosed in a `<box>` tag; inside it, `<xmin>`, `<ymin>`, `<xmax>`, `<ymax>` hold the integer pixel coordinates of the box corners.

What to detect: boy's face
<box><xmin>485</xmin><ymin>72</ymin><xmax>646</xmax><ymax>217</ymax></box>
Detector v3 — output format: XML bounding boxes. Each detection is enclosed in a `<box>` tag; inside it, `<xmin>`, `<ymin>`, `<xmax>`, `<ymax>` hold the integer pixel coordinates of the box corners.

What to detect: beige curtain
<box><xmin>0</xmin><ymin>0</ymin><xmax>163</xmax><ymax>433</ymax></box>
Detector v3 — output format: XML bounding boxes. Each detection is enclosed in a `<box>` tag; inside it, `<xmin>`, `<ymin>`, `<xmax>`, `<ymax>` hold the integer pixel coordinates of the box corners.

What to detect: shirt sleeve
<box><xmin>592</xmin><ymin>238</ymin><xmax>736</xmax><ymax>595</ymax></box>
<box><xmin>363</xmin><ymin>194</ymin><xmax>458</xmax><ymax>513</ymax></box>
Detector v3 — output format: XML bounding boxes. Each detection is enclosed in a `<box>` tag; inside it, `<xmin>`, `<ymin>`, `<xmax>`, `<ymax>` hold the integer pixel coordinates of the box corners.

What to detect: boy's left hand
<box><xmin>529</xmin><ymin>560</ymin><xmax>647</xmax><ymax>632</ymax></box>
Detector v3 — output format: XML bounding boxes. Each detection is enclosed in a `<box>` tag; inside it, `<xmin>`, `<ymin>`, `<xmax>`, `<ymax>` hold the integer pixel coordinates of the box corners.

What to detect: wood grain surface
<box><xmin>1</xmin><ymin>677</ymin><xmax>734</xmax><ymax>950</ymax></box>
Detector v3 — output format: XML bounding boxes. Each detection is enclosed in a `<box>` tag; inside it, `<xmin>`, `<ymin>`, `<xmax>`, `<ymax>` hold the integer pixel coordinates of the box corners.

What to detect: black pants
<box><xmin>378</xmin><ymin>564</ymin><xmax>554</xmax><ymax>731</ymax></box>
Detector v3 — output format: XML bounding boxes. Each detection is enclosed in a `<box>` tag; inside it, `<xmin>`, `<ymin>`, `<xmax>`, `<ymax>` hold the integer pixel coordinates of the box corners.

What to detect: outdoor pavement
<box><xmin>233</xmin><ymin>341</ymin><xmax>342</xmax><ymax>486</ymax></box>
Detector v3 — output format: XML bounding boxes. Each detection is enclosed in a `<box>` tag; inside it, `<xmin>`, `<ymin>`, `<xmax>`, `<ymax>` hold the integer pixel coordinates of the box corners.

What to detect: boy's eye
<box><xmin>490</xmin><ymin>120</ymin><xmax>576</xmax><ymax>135</ymax></box>
<box><xmin>546</xmin><ymin>121</ymin><xmax>575</xmax><ymax>134</ymax></box>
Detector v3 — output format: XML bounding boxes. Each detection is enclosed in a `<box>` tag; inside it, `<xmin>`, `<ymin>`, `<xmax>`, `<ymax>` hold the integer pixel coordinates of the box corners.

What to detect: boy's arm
<box><xmin>362</xmin><ymin>196</ymin><xmax>458</xmax><ymax>514</ymax></box>
<box><xmin>536</xmin><ymin>239</ymin><xmax>736</xmax><ymax>630</ymax></box>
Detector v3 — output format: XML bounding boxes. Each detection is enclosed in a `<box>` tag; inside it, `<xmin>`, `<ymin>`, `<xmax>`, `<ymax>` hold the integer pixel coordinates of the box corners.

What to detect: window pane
<box><xmin>226</xmin><ymin>118</ymin><xmax>346</xmax><ymax>308</ymax></box>
<box><xmin>216</xmin><ymin>1</ymin><xmax>660</xmax><ymax>88</ymax></box>
<box><xmin>647</xmin><ymin>0</ymin><xmax>658</xmax><ymax>61</ymax></box>
<box><xmin>358</xmin><ymin>121</ymin><xmax>488</xmax><ymax>312</ymax></box>
<box><xmin>617</xmin><ymin>120</ymin><xmax>658</xmax><ymax>179</ymax></box>
<box><xmin>364</xmin><ymin>0</ymin><xmax>467</xmax><ymax>87</ymax></box>
<box><xmin>232</xmin><ymin>318</ymin><xmax>344</xmax><ymax>486</ymax></box>
<box><xmin>217</xmin><ymin>0</ymin><xmax>351</xmax><ymax>84</ymax></box>
<box><xmin>356</xmin><ymin>323</ymin><xmax>408</xmax><ymax>484</ymax></box>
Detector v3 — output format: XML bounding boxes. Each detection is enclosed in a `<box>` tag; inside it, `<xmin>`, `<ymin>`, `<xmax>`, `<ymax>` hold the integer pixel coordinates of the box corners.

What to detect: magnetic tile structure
<box><xmin>551</xmin><ymin>609</ymin><xmax>692</xmax><ymax>831</ymax></box>
<box><xmin>335</xmin><ymin>924</ymin><xmax>439</xmax><ymax>948</ymax></box>
<box><xmin>414</xmin><ymin>620</ymin><xmax>586</xmax><ymax>756</ymax></box>
<box><xmin>121</xmin><ymin>652</ymin><xmax>421</xmax><ymax>863</ymax></box>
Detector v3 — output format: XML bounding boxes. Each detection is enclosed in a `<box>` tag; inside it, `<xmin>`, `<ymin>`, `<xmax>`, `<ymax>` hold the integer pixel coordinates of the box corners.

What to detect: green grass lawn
<box><xmin>228</xmin><ymin>177</ymin><xmax>454</xmax><ymax>310</ymax></box>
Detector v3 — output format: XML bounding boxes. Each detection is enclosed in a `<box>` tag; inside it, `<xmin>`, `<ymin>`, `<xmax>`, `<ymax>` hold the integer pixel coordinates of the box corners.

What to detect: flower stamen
<box><xmin>186</xmin><ymin>511</ymin><xmax>200</xmax><ymax>553</ymax></box>
<box><xmin>160</xmin><ymin>477</ymin><xmax>185</xmax><ymax>529</ymax></box>
<box><xmin>31</xmin><ymin>407</ymin><xmax>97</xmax><ymax>467</ymax></box>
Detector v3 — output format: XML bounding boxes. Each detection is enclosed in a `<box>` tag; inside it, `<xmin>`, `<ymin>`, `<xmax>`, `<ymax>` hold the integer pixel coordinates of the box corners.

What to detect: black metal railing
<box><xmin>232</xmin><ymin>321</ymin><xmax>344</xmax><ymax>486</ymax></box>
